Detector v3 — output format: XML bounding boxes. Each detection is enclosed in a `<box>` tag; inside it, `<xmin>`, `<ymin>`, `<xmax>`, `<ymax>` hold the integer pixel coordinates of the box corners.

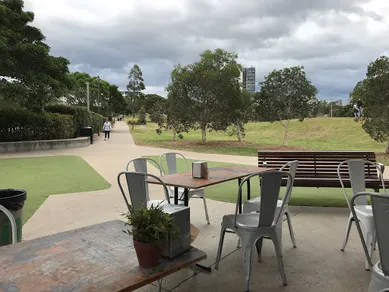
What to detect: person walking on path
<box><xmin>103</xmin><ymin>119</ymin><xmax>111</xmax><ymax>141</ymax></box>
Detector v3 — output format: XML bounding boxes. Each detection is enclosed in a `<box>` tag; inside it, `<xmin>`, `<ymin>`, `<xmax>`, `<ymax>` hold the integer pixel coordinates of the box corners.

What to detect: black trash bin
<box><xmin>80</xmin><ymin>127</ymin><xmax>94</xmax><ymax>144</ymax></box>
<box><xmin>0</xmin><ymin>189</ymin><xmax>27</xmax><ymax>246</ymax></box>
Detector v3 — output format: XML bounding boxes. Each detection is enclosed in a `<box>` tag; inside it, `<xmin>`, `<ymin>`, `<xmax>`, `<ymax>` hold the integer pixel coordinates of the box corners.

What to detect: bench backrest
<box><xmin>258</xmin><ymin>150</ymin><xmax>379</xmax><ymax>179</ymax></box>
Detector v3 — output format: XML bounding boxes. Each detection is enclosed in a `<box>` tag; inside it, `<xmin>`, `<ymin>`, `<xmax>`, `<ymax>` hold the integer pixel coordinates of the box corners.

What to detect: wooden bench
<box><xmin>258</xmin><ymin>150</ymin><xmax>389</xmax><ymax>191</ymax></box>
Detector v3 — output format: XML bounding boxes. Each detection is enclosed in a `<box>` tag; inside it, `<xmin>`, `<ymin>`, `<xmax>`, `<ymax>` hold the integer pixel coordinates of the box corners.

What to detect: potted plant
<box><xmin>123</xmin><ymin>204</ymin><xmax>179</xmax><ymax>269</ymax></box>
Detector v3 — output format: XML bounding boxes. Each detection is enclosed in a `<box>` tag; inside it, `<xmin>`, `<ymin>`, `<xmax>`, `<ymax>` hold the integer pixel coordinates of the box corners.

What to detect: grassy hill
<box><xmin>130</xmin><ymin>117</ymin><xmax>389</xmax><ymax>164</ymax></box>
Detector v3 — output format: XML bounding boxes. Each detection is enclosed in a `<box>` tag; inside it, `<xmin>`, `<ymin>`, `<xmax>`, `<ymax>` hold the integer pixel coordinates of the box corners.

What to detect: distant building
<box><xmin>241</xmin><ymin>67</ymin><xmax>256</xmax><ymax>93</ymax></box>
<box><xmin>119</xmin><ymin>89</ymin><xmax>128</xmax><ymax>97</ymax></box>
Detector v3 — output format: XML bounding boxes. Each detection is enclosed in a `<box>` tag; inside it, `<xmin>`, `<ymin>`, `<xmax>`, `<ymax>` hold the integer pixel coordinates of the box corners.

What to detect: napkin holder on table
<box><xmin>192</xmin><ymin>161</ymin><xmax>209</xmax><ymax>179</ymax></box>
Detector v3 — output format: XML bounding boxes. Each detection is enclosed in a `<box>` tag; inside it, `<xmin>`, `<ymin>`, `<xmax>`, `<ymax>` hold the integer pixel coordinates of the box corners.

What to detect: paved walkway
<box><xmin>0</xmin><ymin>121</ymin><xmax>383</xmax><ymax>292</ymax></box>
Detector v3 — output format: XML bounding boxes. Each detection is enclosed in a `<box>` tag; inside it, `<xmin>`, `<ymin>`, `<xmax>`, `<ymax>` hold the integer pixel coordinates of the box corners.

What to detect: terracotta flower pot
<box><xmin>133</xmin><ymin>239</ymin><xmax>161</xmax><ymax>269</ymax></box>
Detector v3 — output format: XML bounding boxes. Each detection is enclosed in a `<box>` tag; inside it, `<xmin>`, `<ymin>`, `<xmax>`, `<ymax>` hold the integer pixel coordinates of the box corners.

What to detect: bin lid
<box><xmin>0</xmin><ymin>189</ymin><xmax>27</xmax><ymax>203</ymax></box>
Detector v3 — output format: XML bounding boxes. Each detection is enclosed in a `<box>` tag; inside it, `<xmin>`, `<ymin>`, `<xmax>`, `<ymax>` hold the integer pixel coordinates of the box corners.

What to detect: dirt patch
<box><xmin>138</xmin><ymin>139</ymin><xmax>310</xmax><ymax>151</ymax></box>
<box><xmin>257</xmin><ymin>145</ymin><xmax>311</xmax><ymax>151</ymax></box>
<box><xmin>162</xmin><ymin>140</ymin><xmax>256</xmax><ymax>147</ymax></box>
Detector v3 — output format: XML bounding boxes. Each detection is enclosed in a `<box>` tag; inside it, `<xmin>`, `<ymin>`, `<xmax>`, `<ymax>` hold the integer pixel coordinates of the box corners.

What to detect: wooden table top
<box><xmin>148</xmin><ymin>165</ymin><xmax>273</xmax><ymax>189</ymax></box>
<box><xmin>0</xmin><ymin>220</ymin><xmax>207</xmax><ymax>292</ymax></box>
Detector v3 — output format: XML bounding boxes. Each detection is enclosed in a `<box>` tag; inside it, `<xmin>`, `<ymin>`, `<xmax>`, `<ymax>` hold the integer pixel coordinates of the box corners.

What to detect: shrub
<box><xmin>45</xmin><ymin>104</ymin><xmax>104</xmax><ymax>136</ymax></box>
<box><xmin>90</xmin><ymin>112</ymin><xmax>105</xmax><ymax>134</ymax></box>
<box><xmin>0</xmin><ymin>109</ymin><xmax>75</xmax><ymax>142</ymax></box>
<box><xmin>138</xmin><ymin>106</ymin><xmax>147</xmax><ymax>125</ymax></box>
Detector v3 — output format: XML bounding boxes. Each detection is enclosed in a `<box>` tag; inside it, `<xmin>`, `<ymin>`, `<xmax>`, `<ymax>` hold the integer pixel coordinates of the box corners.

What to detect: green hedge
<box><xmin>45</xmin><ymin>104</ymin><xmax>105</xmax><ymax>135</ymax></box>
<box><xmin>0</xmin><ymin>109</ymin><xmax>75</xmax><ymax>142</ymax></box>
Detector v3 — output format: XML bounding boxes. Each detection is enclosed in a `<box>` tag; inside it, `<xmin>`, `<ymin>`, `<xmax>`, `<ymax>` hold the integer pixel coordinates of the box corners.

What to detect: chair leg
<box><xmin>285</xmin><ymin>210</ymin><xmax>297</xmax><ymax>248</ymax></box>
<box><xmin>341</xmin><ymin>216</ymin><xmax>353</xmax><ymax>251</ymax></box>
<box><xmin>271</xmin><ymin>233</ymin><xmax>287</xmax><ymax>286</ymax></box>
<box><xmin>243</xmin><ymin>242</ymin><xmax>253</xmax><ymax>292</ymax></box>
<box><xmin>237</xmin><ymin>238</ymin><xmax>241</xmax><ymax>248</ymax></box>
<box><xmin>202</xmin><ymin>195</ymin><xmax>210</xmax><ymax>225</ymax></box>
<box><xmin>255</xmin><ymin>237</ymin><xmax>263</xmax><ymax>262</ymax></box>
<box><xmin>365</xmin><ymin>231</ymin><xmax>375</xmax><ymax>271</ymax></box>
<box><xmin>157</xmin><ymin>278</ymin><xmax>163</xmax><ymax>292</ymax></box>
<box><xmin>373</xmin><ymin>233</ymin><xmax>377</xmax><ymax>251</ymax></box>
<box><xmin>215</xmin><ymin>227</ymin><xmax>226</xmax><ymax>270</ymax></box>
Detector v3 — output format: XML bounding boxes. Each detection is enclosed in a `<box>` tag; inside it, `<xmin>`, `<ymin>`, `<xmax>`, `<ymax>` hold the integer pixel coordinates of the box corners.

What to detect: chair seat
<box><xmin>224</xmin><ymin>214</ymin><xmax>261</xmax><ymax>229</ymax></box>
<box><xmin>246</xmin><ymin>197</ymin><xmax>284</xmax><ymax>208</ymax></box>
<box><xmin>355</xmin><ymin>205</ymin><xmax>373</xmax><ymax>218</ymax></box>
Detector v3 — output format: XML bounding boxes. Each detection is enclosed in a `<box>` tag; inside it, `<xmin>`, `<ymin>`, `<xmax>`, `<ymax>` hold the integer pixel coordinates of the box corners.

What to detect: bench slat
<box><xmin>258</xmin><ymin>150</ymin><xmax>386</xmax><ymax>189</ymax></box>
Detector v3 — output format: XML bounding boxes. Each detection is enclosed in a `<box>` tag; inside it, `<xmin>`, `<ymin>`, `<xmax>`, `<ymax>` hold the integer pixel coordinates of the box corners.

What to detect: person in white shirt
<box><xmin>103</xmin><ymin>119</ymin><xmax>111</xmax><ymax>140</ymax></box>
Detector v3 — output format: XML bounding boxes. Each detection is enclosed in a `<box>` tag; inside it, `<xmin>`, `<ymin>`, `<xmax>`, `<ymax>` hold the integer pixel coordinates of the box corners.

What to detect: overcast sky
<box><xmin>24</xmin><ymin>0</ymin><xmax>389</xmax><ymax>101</ymax></box>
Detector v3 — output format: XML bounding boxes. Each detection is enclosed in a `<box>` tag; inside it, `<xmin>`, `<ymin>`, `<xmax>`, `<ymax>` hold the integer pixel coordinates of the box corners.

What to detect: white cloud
<box><xmin>24</xmin><ymin>0</ymin><xmax>389</xmax><ymax>101</ymax></box>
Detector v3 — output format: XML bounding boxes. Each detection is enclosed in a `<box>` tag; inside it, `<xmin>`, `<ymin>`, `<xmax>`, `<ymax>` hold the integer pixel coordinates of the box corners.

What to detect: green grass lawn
<box><xmin>147</xmin><ymin>155</ymin><xmax>358</xmax><ymax>208</ymax></box>
<box><xmin>0</xmin><ymin>156</ymin><xmax>111</xmax><ymax>223</ymax></box>
<box><xmin>131</xmin><ymin>117</ymin><xmax>389</xmax><ymax>165</ymax></box>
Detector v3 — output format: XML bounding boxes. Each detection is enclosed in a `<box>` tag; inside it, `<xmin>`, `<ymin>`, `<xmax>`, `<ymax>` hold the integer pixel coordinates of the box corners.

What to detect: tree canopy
<box><xmin>126</xmin><ymin>64</ymin><xmax>146</xmax><ymax>129</ymax></box>
<box><xmin>254</xmin><ymin>66</ymin><xmax>318</xmax><ymax>145</ymax></box>
<box><xmin>354</xmin><ymin>55</ymin><xmax>389</xmax><ymax>153</ymax></box>
<box><xmin>64</xmin><ymin>72</ymin><xmax>126</xmax><ymax>117</ymax></box>
<box><xmin>0</xmin><ymin>0</ymin><xmax>71</xmax><ymax>111</ymax></box>
<box><xmin>166</xmin><ymin>48</ymin><xmax>243</xmax><ymax>143</ymax></box>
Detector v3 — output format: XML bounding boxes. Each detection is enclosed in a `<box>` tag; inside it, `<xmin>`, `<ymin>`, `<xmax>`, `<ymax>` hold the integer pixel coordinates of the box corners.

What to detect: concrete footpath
<box><xmin>0</xmin><ymin>121</ymin><xmax>383</xmax><ymax>292</ymax></box>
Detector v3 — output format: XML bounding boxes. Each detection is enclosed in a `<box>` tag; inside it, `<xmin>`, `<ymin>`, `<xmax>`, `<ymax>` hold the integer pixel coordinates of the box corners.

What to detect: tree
<box><xmin>126</xmin><ymin>64</ymin><xmax>145</xmax><ymax>129</ymax></box>
<box><xmin>354</xmin><ymin>56</ymin><xmax>389</xmax><ymax>153</ymax></box>
<box><xmin>138</xmin><ymin>106</ymin><xmax>147</xmax><ymax>125</ymax></box>
<box><xmin>227</xmin><ymin>89</ymin><xmax>253</xmax><ymax>142</ymax></box>
<box><xmin>0</xmin><ymin>0</ymin><xmax>71</xmax><ymax>111</ymax></box>
<box><xmin>144</xmin><ymin>94</ymin><xmax>166</xmax><ymax>113</ymax></box>
<box><xmin>166</xmin><ymin>48</ymin><xmax>242</xmax><ymax>143</ymax></box>
<box><xmin>108</xmin><ymin>84</ymin><xmax>127</xmax><ymax>117</ymax></box>
<box><xmin>254</xmin><ymin>66</ymin><xmax>318</xmax><ymax>145</ymax></box>
<box><xmin>65</xmin><ymin>72</ymin><xmax>92</xmax><ymax>106</ymax></box>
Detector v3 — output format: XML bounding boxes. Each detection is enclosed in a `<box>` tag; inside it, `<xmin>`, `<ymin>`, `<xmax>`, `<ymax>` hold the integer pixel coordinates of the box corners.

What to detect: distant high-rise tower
<box><xmin>241</xmin><ymin>67</ymin><xmax>256</xmax><ymax>92</ymax></box>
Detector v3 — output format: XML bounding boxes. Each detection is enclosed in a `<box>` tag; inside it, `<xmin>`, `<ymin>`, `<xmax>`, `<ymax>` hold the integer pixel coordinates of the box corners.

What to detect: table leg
<box><xmin>174</xmin><ymin>187</ymin><xmax>178</xmax><ymax>205</ymax></box>
<box><xmin>247</xmin><ymin>178</ymin><xmax>251</xmax><ymax>200</ymax></box>
<box><xmin>238</xmin><ymin>178</ymin><xmax>242</xmax><ymax>214</ymax></box>
<box><xmin>184</xmin><ymin>188</ymin><xmax>189</xmax><ymax>206</ymax></box>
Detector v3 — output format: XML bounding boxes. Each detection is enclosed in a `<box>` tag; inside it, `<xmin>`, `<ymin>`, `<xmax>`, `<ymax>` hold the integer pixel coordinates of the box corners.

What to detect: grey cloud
<box><xmin>24</xmin><ymin>0</ymin><xmax>389</xmax><ymax>100</ymax></box>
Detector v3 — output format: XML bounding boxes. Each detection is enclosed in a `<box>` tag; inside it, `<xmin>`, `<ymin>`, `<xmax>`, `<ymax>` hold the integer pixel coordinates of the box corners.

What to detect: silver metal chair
<box><xmin>215</xmin><ymin>171</ymin><xmax>293</xmax><ymax>292</ymax></box>
<box><xmin>351</xmin><ymin>192</ymin><xmax>389</xmax><ymax>292</ymax></box>
<box><xmin>242</xmin><ymin>160</ymin><xmax>299</xmax><ymax>248</ymax></box>
<box><xmin>118</xmin><ymin>171</ymin><xmax>169</xmax><ymax>292</ymax></box>
<box><xmin>0</xmin><ymin>205</ymin><xmax>17</xmax><ymax>244</ymax></box>
<box><xmin>159</xmin><ymin>152</ymin><xmax>210</xmax><ymax>224</ymax></box>
<box><xmin>117</xmin><ymin>171</ymin><xmax>170</xmax><ymax>211</ymax></box>
<box><xmin>338</xmin><ymin>160</ymin><xmax>386</xmax><ymax>270</ymax></box>
<box><xmin>126</xmin><ymin>157</ymin><xmax>163</xmax><ymax>176</ymax></box>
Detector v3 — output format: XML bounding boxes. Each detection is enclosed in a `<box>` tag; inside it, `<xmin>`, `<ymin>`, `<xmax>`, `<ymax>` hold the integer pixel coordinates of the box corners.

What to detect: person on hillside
<box><xmin>103</xmin><ymin>119</ymin><xmax>111</xmax><ymax>141</ymax></box>
<box><xmin>353</xmin><ymin>104</ymin><xmax>360</xmax><ymax>120</ymax></box>
<box><xmin>356</xmin><ymin>98</ymin><xmax>363</xmax><ymax>117</ymax></box>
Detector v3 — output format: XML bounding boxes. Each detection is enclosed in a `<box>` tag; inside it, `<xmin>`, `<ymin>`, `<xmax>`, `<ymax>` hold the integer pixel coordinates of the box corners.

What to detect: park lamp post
<box><xmin>97</xmin><ymin>76</ymin><xmax>101</xmax><ymax>114</ymax></box>
<box><xmin>85</xmin><ymin>82</ymin><xmax>90</xmax><ymax>112</ymax></box>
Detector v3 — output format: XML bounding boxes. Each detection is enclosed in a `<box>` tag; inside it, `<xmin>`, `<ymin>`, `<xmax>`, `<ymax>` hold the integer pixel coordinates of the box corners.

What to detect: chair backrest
<box><xmin>159</xmin><ymin>152</ymin><xmax>189</xmax><ymax>175</ymax></box>
<box><xmin>126</xmin><ymin>158</ymin><xmax>163</xmax><ymax>176</ymax></box>
<box><xmin>279</xmin><ymin>160</ymin><xmax>299</xmax><ymax>205</ymax></box>
<box><xmin>235</xmin><ymin>171</ymin><xmax>292</xmax><ymax>228</ymax></box>
<box><xmin>351</xmin><ymin>192</ymin><xmax>389</xmax><ymax>275</ymax></box>
<box><xmin>0</xmin><ymin>205</ymin><xmax>17</xmax><ymax>244</ymax></box>
<box><xmin>338</xmin><ymin>159</ymin><xmax>385</xmax><ymax>208</ymax></box>
<box><xmin>117</xmin><ymin>171</ymin><xmax>170</xmax><ymax>211</ymax></box>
